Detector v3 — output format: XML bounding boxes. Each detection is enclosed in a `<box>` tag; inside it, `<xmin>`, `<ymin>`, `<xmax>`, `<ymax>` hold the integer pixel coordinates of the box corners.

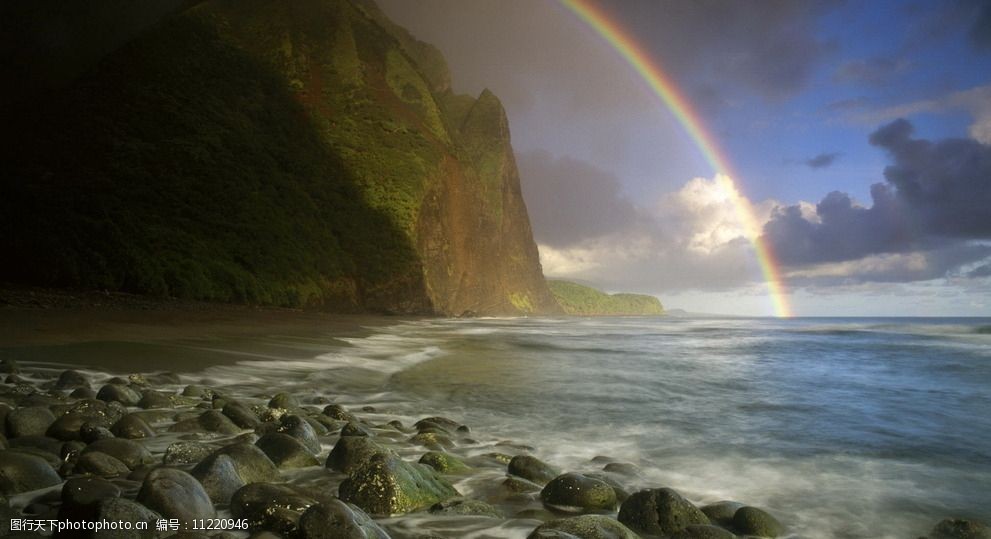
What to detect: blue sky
<box><xmin>380</xmin><ymin>0</ymin><xmax>991</xmax><ymax>316</ymax></box>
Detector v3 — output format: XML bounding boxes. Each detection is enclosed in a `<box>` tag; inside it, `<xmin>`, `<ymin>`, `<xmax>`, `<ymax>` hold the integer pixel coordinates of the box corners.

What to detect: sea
<box><xmin>13</xmin><ymin>315</ymin><xmax>990</xmax><ymax>538</ymax></box>
<box><xmin>182</xmin><ymin>315</ymin><xmax>991</xmax><ymax>538</ymax></box>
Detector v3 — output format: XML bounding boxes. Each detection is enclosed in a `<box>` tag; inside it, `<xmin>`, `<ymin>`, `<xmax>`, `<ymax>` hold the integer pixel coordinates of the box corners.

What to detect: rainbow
<box><xmin>559</xmin><ymin>0</ymin><xmax>794</xmax><ymax>318</ymax></box>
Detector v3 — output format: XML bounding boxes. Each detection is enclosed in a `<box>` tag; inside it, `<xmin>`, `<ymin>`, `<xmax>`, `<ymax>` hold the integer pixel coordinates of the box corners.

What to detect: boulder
<box><xmin>268</xmin><ymin>393</ymin><xmax>299</xmax><ymax>410</ymax></box>
<box><xmin>429</xmin><ymin>498</ymin><xmax>502</xmax><ymax>518</ymax></box>
<box><xmin>55</xmin><ymin>370</ymin><xmax>89</xmax><ymax>390</ymax></box>
<box><xmin>0</xmin><ymin>450</ymin><xmax>61</xmax><ymax>495</ymax></box>
<box><xmin>94</xmin><ymin>497</ymin><xmax>164</xmax><ymax>538</ymax></box>
<box><xmin>192</xmin><ymin>443</ymin><xmax>278</xmax><ymax>485</ymax></box>
<box><xmin>419</xmin><ymin>452</ymin><xmax>469</xmax><ymax>473</ymax></box>
<box><xmin>137</xmin><ymin>468</ymin><xmax>215</xmax><ymax>522</ymax></box>
<box><xmin>297</xmin><ymin>499</ymin><xmax>391</xmax><ymax>539</ymax></box>
<box><xmin>169</xmin><ymin>410</ymin><xmax>241</xmax><ymax>435</ymax></box>
<box><xmin>57</xmin><ymin>476</ymin><xmax>121</xmax><ymax>522</ymax></box>
<box><xmin>82</xmin><ymin>438</ymin><xmax>154</xmax><ymax>469</ymax></box>
<box><xmin>230</xmin><ymin>482</ymin><xmax>316</xmax><ymax>536</ymax></box>
<box><xmin>508</xmin><ymin>455</ymin><xmax>559</xmax><ymax>485</ymax></box>
<box><xmin>137</xmin><ymin>390</ymin><xmax>174</xmax><ymax>409</ymax></box>
<box><xmin>111</xmin><ymin>414</ymin><xmax>155</xmax><ymax>439</ymax></box>
<box><xmin>191</xmin><ymin>453</ymin><xmax>244</xmax><ymax>504</ymax></box>
<box><xmin>96</xmin><ymin>384</ymin><xmax>142</xmax><ymax>406</ymax></box>
<box><xmin>700</xmin><ymin>501</ymin><xmax>745</xmax><ymax>528</ymax></box>
<box><xmin>527</xmin><ymin>515</ymin><xmax>640</xmax><ymax>539</ymax></box>
<box><xmin>278</xmin><ymin>415</ymin><xmax>321</xmax><ymax>454</ymax></box>
<box><xmin>47</xmin><ymin>400</ymin><xmax>124</xmax><ymax>441</ymax></box>
<box><xmin>326</xmin><ymin>437</ymin><xmax>390</xmax><ymax>474</ymax></box>
<box><xmin>256</xmin><ymin>433</ymin><xmax>319</xmax><ymax>469</ymax></box>
<box><xmin>223</xmin><ymin>401</ymin><xmax>260</xmax><ymax>429</ymax></box>
<box><xmin>540</xmin><ymin>473</ymin><xmax>618</xmax><ymax>512</ymax></box>
<box><xmin>163</xmin><ymin>441</ymin><xmax>217</xmax><ymax>466</ymax></box>
<box><xmin>617</xmin><ymin>488</ymin><xmax>710</xmax><ymax>536</ymax></box>
<box><xmin>5</xmin><ymin>406</ymin><xmax>56</xmax><ymax>438</ymax></box>
<box><xmin>930</xmin><ymin>519</ymin><xmax>991</xmax><ymax>539</ymax></box>
<box><xmin>74</xmin><ymin>451</ymin><xmax>131</xmax><ymax>477</ymax></box>
<box><xmin>338</xmin><ymin>453</ymin><xmax>459</xmax><ymax>515</ymax></box>
<box><xmin>671</xmin><ymin>524</ymin><xmax>737</xmax><ymax>539</ymax></box>
<box><xmin>732</xmin><ymin>506</ymin><xmax>782</xmax><ymax>538</ymax></box>
<box><xmin>322</xmin><ymin>404</ymin><xmax>357</xmax><ymax>422</ymax></box>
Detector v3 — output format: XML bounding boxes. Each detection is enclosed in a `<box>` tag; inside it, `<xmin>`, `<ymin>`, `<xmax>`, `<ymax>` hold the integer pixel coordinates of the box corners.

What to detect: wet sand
<box><xmin>0</xmin><ymin>287</ymin><xmax>402</xmax><ymax>373</ymax></box>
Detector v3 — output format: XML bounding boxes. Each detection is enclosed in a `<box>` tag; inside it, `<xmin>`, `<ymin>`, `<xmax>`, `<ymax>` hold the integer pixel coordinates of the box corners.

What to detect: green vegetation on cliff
<box><xmin>0</xmin><ymin>0</ymin><xmax>560</xmax><ymax>315</ymax></box>
<box><xmin>548</xmin><ymin>280</ymin><xmax>664</xmax><ymax>316</ymax></box>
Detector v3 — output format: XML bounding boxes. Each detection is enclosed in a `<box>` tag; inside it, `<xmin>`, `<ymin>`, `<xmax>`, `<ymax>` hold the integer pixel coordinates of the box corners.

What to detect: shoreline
<box><xmin>1</xmin><ymin>302</ymin><xmax>986</xmax><ymax>538</ymax></box>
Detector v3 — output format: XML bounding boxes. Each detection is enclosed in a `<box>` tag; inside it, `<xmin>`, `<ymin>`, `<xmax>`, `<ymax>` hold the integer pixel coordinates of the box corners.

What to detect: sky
<box><xmin>378</xmin><ymin>0</ymin><xmax>991</xmax><ymax>316</ymax></box>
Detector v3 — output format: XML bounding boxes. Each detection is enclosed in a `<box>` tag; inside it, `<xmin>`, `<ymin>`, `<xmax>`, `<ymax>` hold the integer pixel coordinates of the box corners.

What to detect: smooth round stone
<box><xmin>255</xmin><ymin>433</ymin><xmax>319</xmax><ymax>469</ymax></box>
<box><xmin>508</xmin><ymin>455</ymin><xmax>559</xmax><ymax>485</ymax></box>
<box><xmin>192</xmin><ymin>453</ymin><xmax>245</xmax><ymax>505</ymax></box>
<box><xmin>540</xmin><ymin>473</ymin><xmax>618</xmax><ymax>512</ymax></box>
<box><xmin>528</xmin><ymin>514</ymin><xmax>640</xmax><ymax>539</ymax></box>
<box><xmin>732</xmin><ymin>506</ymin><xmax>783</xmax><ymax>538</ymax></box>
<box><xmin>0</xmin><ymin>450</ymin><xmax>61</xmax><ymax>495</ymax></box>
<box><xmin>5</xmin><ymin>406</ymin><xmax>56</xmax><ymax>438</ymax></box>
<box><xmin>110</xmin><ymin>414</ymin><xmax>155</xmax><ymax>439</ymax></box>
<box><xmin>96</xmin><ymin>384</ymin><xmax>141</xmax><ymax>406</ymax></box>
<box><xmin>137</xmin><ymin>468</ymin><xmax>215</xmax><ymax>522</ymax></box>
<box><xmin>930</xmin><ymin>518</ymin><xmax>991</xmax><ymax>539</ymax></box>
<box><xmin>74</xmin><ymin>451</ymin><xmax>131</xmax><ymax>477</ymax></box>
<box><xmin>618</xmin><ymin>488</ymin><xmax>710</xmax><ymax>536</ymax></box>
<box><xmin>55</xmin><ymin>370</ymin><xmax>89</xmax><ymax>390</ymax></box>
<box><xmin>297</xmin><ymin>499</ymin><xmax>391</xmax><ymax>539</ymax></box>
<box><xmin>82</xmin><ymin>438</ymin><xmax>154</xmax><ymax>469</ymax></box>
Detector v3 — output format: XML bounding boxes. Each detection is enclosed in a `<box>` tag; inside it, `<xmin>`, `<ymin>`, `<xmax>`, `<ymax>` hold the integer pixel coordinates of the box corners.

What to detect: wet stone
<box><xmin>540</xmin><ymin>473</ymin><xmax>618</xmax><ymax>513</ymax></box>
<box><xmin>55</xmin><ymin>370</ymin><xmax>89</xmax><ymax>390</ymax></box>
<box><xmin>618</xmin><ymin>488</ymin><xmax>710</xmax><ymax>536</ymax></box>
<box><xmin>111</xmin><ymin>414</ymin><xmax>155</xmax><ymax>439</ymax></box>
<box><xmin>163</xmin><ymin>441</ymin><xmax>217</xmax><ymax>465</ymax></box>
<box><xmin>732</xmin><ymin>506</ymin><xmax>783</xmax><ymax>538</ymax></box>
<box><xmin>297</xmin><ymin>499</ymin><xmax>391</xmax><ymax>539</ymax></box>
<box><xmin>230</xmin><ymin>482</ymin><xmax>316</xmax><ymax>536</ymax></box>
<box><xmin>82</xmin><ymin>438</ymin><xmax>154</xmax><ymax>469</ymax></box>
<box><xmin>528</xmin><ymin>515</ymin><xmax>640</xmax><ymax>539</ymax></box>
<box><xmin>508</xmin><ymin>455</ymin><xmax>559</xmax><ymax>485</ymax></box>
<box><xmin>5</xmin><ymin>406</ymin><xmax>56</xmax><ymax>438</ymax></box>
<box><xmin>256</xmin><ymin>433</ymin><xmax>319</xmax><ymax>469</ymax></box>
<box><xmin>338</xmin><ymin>453</ymin><xmax>459</xmax><ymax>516</ymax></box>
<box><xmin>137</xmin><ymin>467</ymin><xmax>215</xmax><ymax>523</ymax></box>
<box><xmin>0</xmin><ymin>450</ymin><xmax>61</xmax><ymax>495</ymax></box>
<box><xmin>74</xmin><ymin>451</ymin><xmax>131</xmax><ymax>477</ymax></box>
<box><xmin>96</xmin><ymin>384</ymin><xmax>141</xmax><ymax>406</ymax></box>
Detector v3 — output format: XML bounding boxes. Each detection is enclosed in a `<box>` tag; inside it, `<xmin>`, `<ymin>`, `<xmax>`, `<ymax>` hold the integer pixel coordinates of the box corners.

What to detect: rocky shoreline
<box><xmin>0</xmin><ymin>357</ymin><xmax>987</xmax><ymax>539</ymax></box>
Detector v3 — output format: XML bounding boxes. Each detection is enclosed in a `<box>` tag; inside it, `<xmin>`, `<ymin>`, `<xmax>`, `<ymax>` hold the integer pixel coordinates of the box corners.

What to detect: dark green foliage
<box><xmin>0</xmin><ymin>14</ymin><xmax>423</xmax><ymax>309</ymax></box>
<box><xmin>548</xmin><ymin>280</ymin><xmax>664</xmax><ymax>316</ymax></box>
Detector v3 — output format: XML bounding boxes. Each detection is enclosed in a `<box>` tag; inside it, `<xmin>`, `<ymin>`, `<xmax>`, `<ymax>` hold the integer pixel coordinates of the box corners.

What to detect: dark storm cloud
<box><xmin>517</xmin><ymin>151</ymin><xmax>643</xmax><ymax>247</ymax></box>
<box><xmin>595</xmin><ymin>0</ymin><xmax>839</xmax><ymax>102</ymax></box>
<box><xmin>805</xmin><ymin>152</ymin><xmax>841</xmax><ymax>169</ymax></box>
<box><xmin>971</xmin><ymin>1</ymin><xmax>991</xmax><ymax>51</ymax></box>
<box><xmin>764</xmin><ymin>119</ymin><xmax>991</xmax><ymax>270</ymax></box>
<box><xmin>833</xmin><ymin>57</ymin><xmax>909</xmax><ymax>86</ymax></box>
<box><xmin>377</xmin><ymin>0</ymin><xmax>839</xmax><ymax>117</ymax></box>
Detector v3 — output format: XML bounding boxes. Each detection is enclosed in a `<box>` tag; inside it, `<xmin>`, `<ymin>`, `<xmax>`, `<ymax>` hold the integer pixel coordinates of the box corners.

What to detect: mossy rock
<box><xmin>528</xmin><ymin>514</ymin><xmax>640</xmax><ymax>539</ymax></box>
<box><xmin>508</xmin><ymin>455</ymin><xmax>559</xmax><ymax>485</ymax></box>
<box><xmin>732</xmin><ymin>506</ymin><xmax>782</xmax><ymax>537</ymax></box>
<box><xmin>540</xmin><ymin>473</ymin><xmax>618</xmax><ymax>512</ymax></box>
<box><xmin>618</xmin><ymin>488</ymin><xmax>710</xmax><ymax>536</ymax></box>
<box><xmin>419</xmin><ymin>451</ymin><xmax>469</xmax><ymax>473</ymax></box>
<box><xmin>338</xmin><ymin>453</ymin><xmax>459</xmax><ymax>515</ymax></box>
<box><xmin>930</xmin><ymin>518</ymin><xmax>991</xmax><ymax>539</ymax></box>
